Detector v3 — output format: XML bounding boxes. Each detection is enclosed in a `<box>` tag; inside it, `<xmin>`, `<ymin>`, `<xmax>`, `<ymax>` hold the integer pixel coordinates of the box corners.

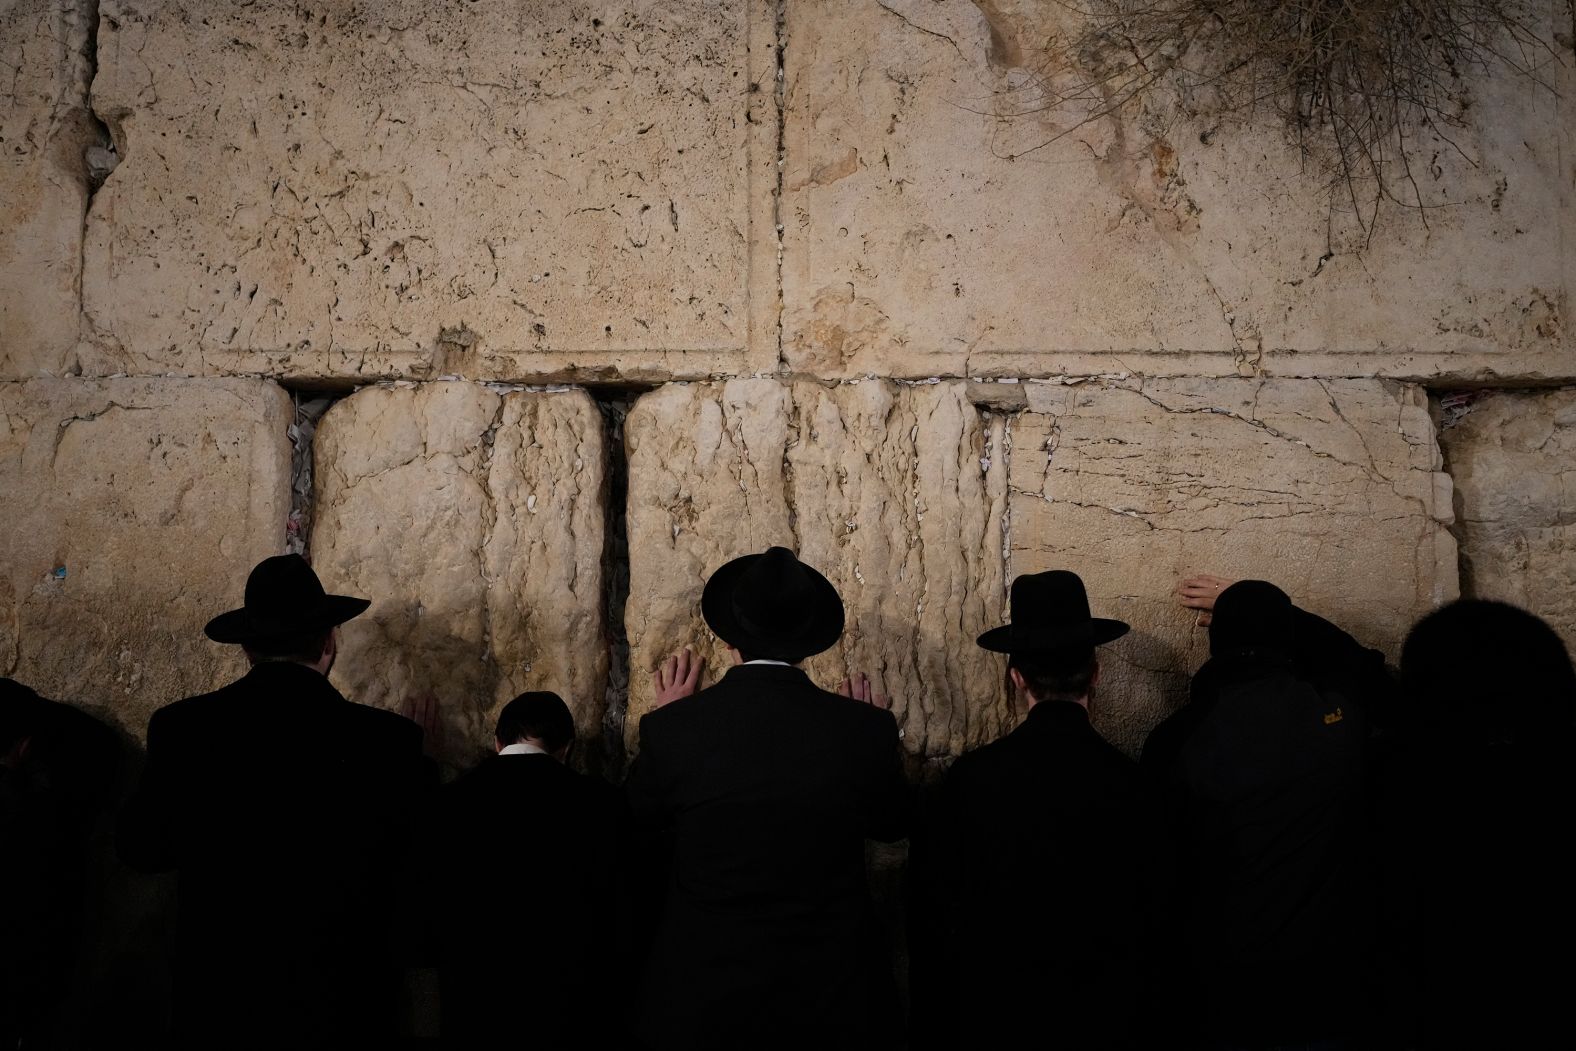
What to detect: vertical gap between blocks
<box><xmin>587</xmin><ymin>384</ymin><xmax>649</xmax><ymax>781</ymax></box>
<box><xmin>281</xmin><ymin>384</ymin><xmax>350</xmax><ymax>559</ymax></box>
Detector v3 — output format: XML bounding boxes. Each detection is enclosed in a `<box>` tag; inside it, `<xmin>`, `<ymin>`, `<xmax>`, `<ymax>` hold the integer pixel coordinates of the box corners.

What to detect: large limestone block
<box><xmin>624</xmin><ymin>378</ymin><xmax>1011</xmax><ymax>760</ymax></box>
<box><xmin>1439</xmin><ymin>389</ymin><xmax>1576</xmax><ymax>653</ymax></box>
<box><xmin>0</xmin><ymin>0</ymin><xmax>95</xmax><ymax>377</ymax></box>
<box><xmin>782</xmin><ymin>0</ymin><xmax>1574</xmax><ymax>381</ymax></box>
<box><xmin>0</xmin><ymin>377</ymin><xmax>292</xmax><ymax>736</ymax></box>
<box><xmin>310</xmin><ymin>381</ymin><xmax>607</xmax><ymax>770</ymax></box>
<box><xmin>81</xmin><ymin>0</ymin><xmax>777</xmax><ymax>382</ymax></box>
<box><xmin>1008</xmin><ymin>379</ymin><xmax>1458</xmax><ymax>754</ymax></box>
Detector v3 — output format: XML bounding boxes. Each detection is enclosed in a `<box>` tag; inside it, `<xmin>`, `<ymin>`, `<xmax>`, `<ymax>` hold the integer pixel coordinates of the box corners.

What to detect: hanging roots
<box><xmin>994</xmin><ymin>0</ymin><xmax>1565</xmax><ymax>233</ymax></box>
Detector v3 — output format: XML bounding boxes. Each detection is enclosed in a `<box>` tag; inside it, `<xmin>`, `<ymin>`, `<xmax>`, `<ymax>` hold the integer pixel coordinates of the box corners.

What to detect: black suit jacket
<box><xmin>910</xmin><ymin>700</ymin><xmax>1158</xmax><ymax>1050</ymax></box>
<box><xmin>411</xmin><ymin>752</ymin><xmax>628</xmax><ymax>1048</ymax></box>
<box><xmin>1</xmin><ymin>692</ymin><xmax>122</xmax><ymax>1048</ymax></box>
<box><xmin>118</xmin><ymin>661</ymin><xmax>429</xmax><ymax>1049</ymax></box>
<box><xmin>1141</xmin><ymin>608</ymin><xmax>1380</xmax><ymax>1045</ymax></box>
<box><xmin>626</xmin><ymin>663</ymin><xmax>910</xmax><ymax>1050</ymax></box>
<box><xmin>1372</xmin><ymin>718</ymin><xmax>1576</xmax><ymax>1047</ymax></box>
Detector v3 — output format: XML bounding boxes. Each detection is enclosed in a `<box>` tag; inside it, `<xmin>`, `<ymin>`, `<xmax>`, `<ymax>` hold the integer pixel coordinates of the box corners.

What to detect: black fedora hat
<box><xmin>977</xmin><ymin>570</ymin><xmax>1129</xmax><ymax>655</ymax></box>
<box><xmin>204</xmin><ymin>554</ymin><xmax>370</xmax><ymax>645</ymax></box>
<box><xmin>701</xmin><ymin>547</ymin><xmax>844</xmax><ymax>662</ymax></box>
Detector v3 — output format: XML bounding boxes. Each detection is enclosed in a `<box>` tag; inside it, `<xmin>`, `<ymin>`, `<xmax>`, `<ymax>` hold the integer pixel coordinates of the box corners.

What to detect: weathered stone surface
<box><xmin>1008</xmin><ymin>379</ymin><xmax>1458</xmax><ymax>754</ymax></box>
<box><xmin>624</xmin><ymin>378</ymin><xmax>1010</xmax><ymax>759</ymax></box>
<box><xmin>782</xmin><ymin>0</ymin><xmax>1574</xmax><ymax>381</ymax></box>
<box><xmin>310</xmin><ymin>381</ymin><xmax>607</xmax><ymax>770</ymax></box>
<box><xmin>0</xmin><ymin>0</ymin><xmax>95</xmax><ymax>377</ymax></box>
<box><xmin>80</xmin><ymin>0</ymin><xmax>777</xmax><ymax>382</ymax></box>
<box><xmin>0</xmin><ymin>377</ymin><xmax>292</xmax><ymax>736</ymax></box>
<box><xmin>1439</xmin><ymin>388</ymin><xmax>1576</xmax><ymax>652</ymax></box>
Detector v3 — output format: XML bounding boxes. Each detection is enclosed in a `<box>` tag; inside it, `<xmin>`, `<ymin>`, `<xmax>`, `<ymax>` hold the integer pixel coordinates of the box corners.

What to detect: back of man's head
<box><xmin>1008</xmin><ymin>647</ymin><xmax>1098</xmax><ymax>705</ymax></box>
<box><xmin>495</xmin><ymin>691</ymin><xmax>576</xmax><ymax>754</ymax></box>
<box><xmin>1403</xmin><ymin>599</ymin><xmax>1575</xmax><ymax>738</ymax></box>
<box><xmin>243</xmin><ymin>627</ymin><xmax>333</xmax><ymax>666</ymax></box>
<box><xmin>1209</xmin><ymin>580</ymin><xmax>1294</xmax><ymax>658</ymax></box>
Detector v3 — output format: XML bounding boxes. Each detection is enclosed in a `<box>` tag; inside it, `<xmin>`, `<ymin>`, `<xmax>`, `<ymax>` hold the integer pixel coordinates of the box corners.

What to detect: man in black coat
<box><xmin>2</xmin><ymin>679</ymin><xmax>122</xmax><ymax>1047</ymax></box>
<box><xmin>118</xmin><ymin>554</ymin><xmax>432</xmax><ymax>1049</ymax></box>
<box><xmin>1373</xmin><ymin>599</ymin><xmax>1576</xmax><ymax>1048</ymax></box>
<box><xmin>910</xmin><ymin>570</ymin><xmax>1158</xmax><ymax>1050</ymax></box>
<box><xmin>411</xmin><ymin>690</ymin><xmax>628</xmax><ymax>1048</ymax></box>
<box><xmin>626</xmin><ymin>547</ymin><xmax>910</xmax><ymax>1051</ymax></box>
<box><xmin>1144</xmin><ymin>577</ymin><xmax>1386</xmax><ymax>1048</ymax></box>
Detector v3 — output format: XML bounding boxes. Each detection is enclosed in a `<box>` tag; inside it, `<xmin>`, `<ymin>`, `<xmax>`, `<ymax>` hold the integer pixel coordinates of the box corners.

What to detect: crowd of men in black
<box><xmin>3</xmin><ymin>546</ymin><xmax>1574</xmax><ymax>1050</ymax></box>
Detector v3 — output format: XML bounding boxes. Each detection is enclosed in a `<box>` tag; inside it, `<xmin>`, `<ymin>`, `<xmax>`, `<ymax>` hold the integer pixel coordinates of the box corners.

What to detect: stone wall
<box><xmin>1440</xmin><ymin>389</ymin><xmax>1576</xmax><ymax>650</ymax></box>
<box><xmin>781</xmin><ymin>1</ymin><xmax>1573</xmax><ymax>381</ymax></box>
<box><xmin>310</xmin><ymin>381</ymin><xmax>608</xmax><ymax>771</ymax></box>
<box><xmin>624</xmin><ymin>378</ymin><xmax>1010</xmax><ymax>761</ymax></box>
<box><xmin>1006</xmin><ymin>378</ymin><xmax>1457</xmax><ymax>751</ymax></box>
<box><xmin>3</xmin><ymin>0</ymin><xmax>1575</xmax><ymax>765</ymax></box>
<box><xmin>0</xmin><ymin>377</ymin><xmax>292</xmax><ymax>736</ymax></box>
<box><xmin>1</xmin><ymin>0</ymin><xmax>96</xmax><ymax>376</ymax></box>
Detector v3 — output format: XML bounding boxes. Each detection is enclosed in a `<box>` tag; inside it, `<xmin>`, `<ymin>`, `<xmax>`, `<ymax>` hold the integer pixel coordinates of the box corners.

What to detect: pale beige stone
<box><xmin>624</xmin><ymin>378</ymin><xmax>1011</xmax><ymax>760</ymax></box>
<box><xmin>0</xmin><ymin>0</ymin><xmax>95</xmax><ymax>377</ymax></box>
<box><xmin>782</xmin><ymin>0</ymin><xmax>1574</xmax><ymax>381</ymax></box>
<box><xmin>0</xmin><ymin>377</ymin><xmax>292</xmax><ymax>736</ymax></box>
<box><xmin>1007</xmin><ymin>379</ymin><xmax>1458</xmax><ymax>754</ymax></box>
<box><xmin>80</xmin><ymin>0</ymin><xmax>778</xmax><ymax>382</ymax></box>
<box><xmin>1439</xmin><ymin>389</ymin><xmax>1576</xmax><ymax>653</ymax></box>
<box><xmin>310</xmin><ymin>381</ymin><xmax>607</xmax><ymax>770</ymax></box>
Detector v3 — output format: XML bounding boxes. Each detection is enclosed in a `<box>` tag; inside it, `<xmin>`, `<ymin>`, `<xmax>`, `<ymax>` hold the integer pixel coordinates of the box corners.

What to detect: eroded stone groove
<box><xmin>772</xmin><ymin>0</ymin><xmax>788</xmax><ymax>370</ymax></box>
<box><xmin>79</xmin><ymin>0</ymin><xmax>117</xmax><ymax>198</ymax></box>
<box><xmin>1007</xmin><ymin>377</ymin><xmax>1458</xmax><ymax>754</ymax></box>
<box><xmin>590</xmin><ymin>385</ymin><xmax>645</xmax><ymax>781</ymax></box>
<box><xmin>623</xmin><ymin>378</ymin><xmax>1012</xmax><ymax>760</ymax></box>
<box><xmin>309</xmin><ymin>381</ymin><xmax>608</xmax><ymax>771</ymax></box>
<box><xmin>284</xmin><ymin>388</ymin><xmax>339</xmax><ymax>555</ymax></box>
<box><xmin>1</xmin><ymin>0</ymin><xmax>99</xmax><ymax>377</ymax></box>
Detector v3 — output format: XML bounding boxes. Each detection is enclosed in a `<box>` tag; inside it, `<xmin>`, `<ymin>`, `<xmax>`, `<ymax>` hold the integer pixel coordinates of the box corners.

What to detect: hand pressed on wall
<box><xmin>653</xmin><ymin>646</ymin><xmax>705</xmax><ymax>708</ymax></box>
<box><xmin>837</xmin><ymin>672</ymin><xmax>891</xmax><ymax>711</ymax></box>
<box><xmin>400</xmin><ymin>690</ymin><xmax>443</xmax><ymax>759</ymax></box>
<box><xmin>1176</xmin><ymin>574</ymin><xmax>1238</xmax><ymax>627</ymax></box>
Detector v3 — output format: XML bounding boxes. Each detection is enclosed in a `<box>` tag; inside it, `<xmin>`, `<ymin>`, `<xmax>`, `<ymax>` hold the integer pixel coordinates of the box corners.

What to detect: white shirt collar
<box><xmin>499</xmin><ymin>742</ymin><xmax>549</xmax><ymax>757</ymax></box>
<box><xmin>744</xmin><ymin>659</ymin><xmax>793</xmax><ymax>666</ymax></box>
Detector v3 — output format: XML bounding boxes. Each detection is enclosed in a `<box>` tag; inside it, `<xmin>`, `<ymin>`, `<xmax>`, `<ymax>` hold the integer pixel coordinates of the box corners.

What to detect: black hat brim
<box><xmin>204</xmin><ymin>595</ymin><xmax>371</xmax><ymax>645</ymax></box>
<box><xmin>976</xmin><ymin>617</ymin><xmax>1130</xmax><ymax>654</ymax></box>
<box><xmin>701</xmin><ymin>553</ymin><xmax>844</xmax><ymax>662</ymax></box>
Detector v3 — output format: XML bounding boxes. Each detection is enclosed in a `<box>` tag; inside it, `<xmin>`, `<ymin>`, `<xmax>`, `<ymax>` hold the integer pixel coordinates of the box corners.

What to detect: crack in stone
<box><xmin>1315</xmin><ymin>378</ymin><xmax>1387</xmax><ymax>484</ymax></box>
<box><xmin>782</xmin><ymin>391</ymin><xmax>804</xmax><ymax>551</ymax></box>
<box><xmin>472</xmin><ymin>392</ymin><xmax>509</xmax><ymax>666</ymax></box>
<box><xmin>285</xmin><ymin>391</ymin><xmax>335</xmax><ymax>555</ymax></box>
<box><xmin>1118</xmin><ymin>381</ymin><xmax>1389</xmax><ymax>483</ymax></box>
<box><xmin>999</xmin><ymin>412</ymin><xmax>1014</xmax><ymax>597</ymax></box>
<box><xmin>591</xmin><ymin>388</ymin><xmax>637</xmax><ymax>781</ymax></box>
<box><xmin>772</xmin><ymin>0</ymin><xmax>788</xmax><ymax>371</ymax></box>
<box><xmin>874</xmin><ymin>0</ymin><xmax>967</xmax><ymax>63</ymax></box>
<box><xmin>68</xmin><ymin>0</ymin><xmax>114</xmax><ymax>363</ymax></box>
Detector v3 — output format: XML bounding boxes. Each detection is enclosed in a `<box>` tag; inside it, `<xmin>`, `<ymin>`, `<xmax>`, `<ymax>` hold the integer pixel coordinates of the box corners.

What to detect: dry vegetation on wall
<box><xmin>992</xmin><ymin>0</ymin><xmax>1569</xmax><ymax>235</ymax></box>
